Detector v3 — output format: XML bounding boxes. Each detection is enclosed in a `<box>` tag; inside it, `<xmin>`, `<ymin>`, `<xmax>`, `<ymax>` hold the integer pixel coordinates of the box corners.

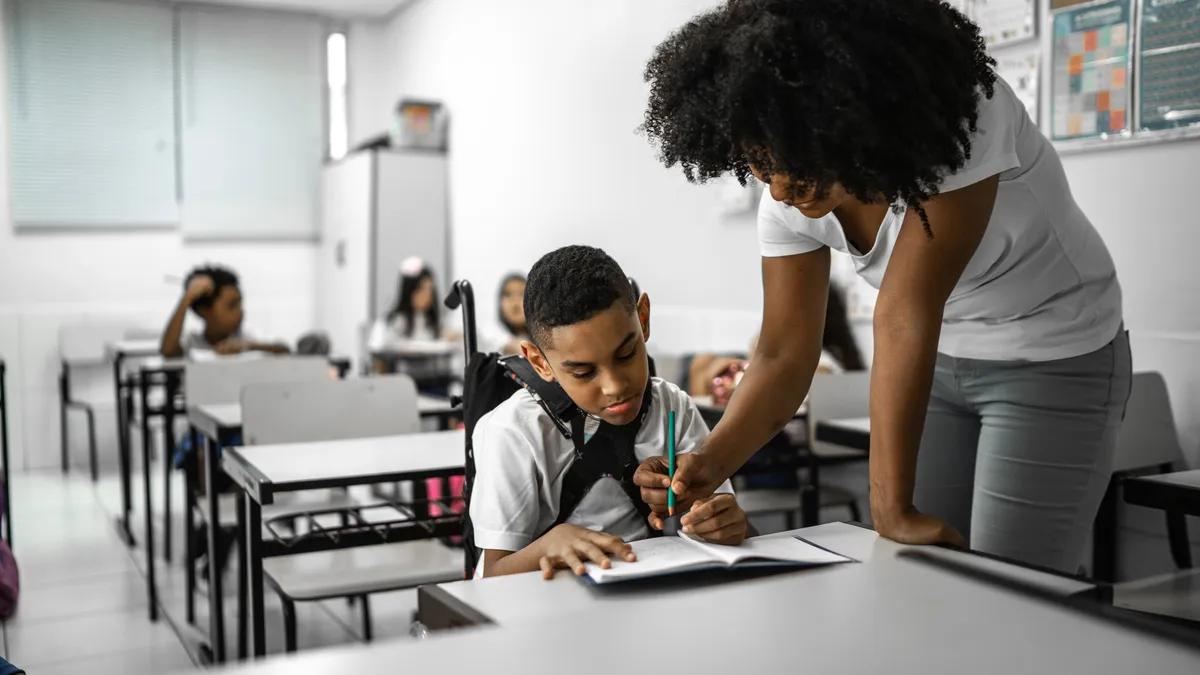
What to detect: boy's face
<box><xmin>523</xmin><ymin>295</ymin><xmax>652</xmax><ymax>426</ymax></box>
<box><xmin>197</xmin><ymin>285</ymin><xmax>244</xmax><ymax>340</ymax></box>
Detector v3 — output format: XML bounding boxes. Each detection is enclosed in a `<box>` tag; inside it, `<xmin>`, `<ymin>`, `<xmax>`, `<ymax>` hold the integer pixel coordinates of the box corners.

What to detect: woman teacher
<box><xmin>634</xmin><ymin>0</ymin><xmax>1130</xmax><ymax>572</ymax></box>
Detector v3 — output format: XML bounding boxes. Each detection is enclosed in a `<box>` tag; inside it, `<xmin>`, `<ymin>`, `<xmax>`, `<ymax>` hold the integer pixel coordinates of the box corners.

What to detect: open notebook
<box><xmin>583</xmin><ymin>532</ymin><xmax>853</xmax><ymax>584</ymax></box>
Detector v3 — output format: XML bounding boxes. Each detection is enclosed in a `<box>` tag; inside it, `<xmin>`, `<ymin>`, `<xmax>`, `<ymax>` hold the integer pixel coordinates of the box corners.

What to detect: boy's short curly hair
<box><xmin>641</xmin><ymin>0</ymin><xmax>996</xmax><ymax>224</ymax></box>
<box><xmin>524</xmin><ymin>246</ymin><xmax>635</xmax><ymax>348</ymax></box>
<box><xmin>185</xmin><ymin>265</ymin><xmax>238</xmax><ymax>313</ymax></box>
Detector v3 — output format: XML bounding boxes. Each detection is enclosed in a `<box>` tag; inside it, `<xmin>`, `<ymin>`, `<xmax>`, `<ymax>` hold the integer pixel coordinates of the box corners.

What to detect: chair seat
<box><xmin>263</xmin><ymin>540</ymin><xmax>463</xmax><ymax>601</ymax></box>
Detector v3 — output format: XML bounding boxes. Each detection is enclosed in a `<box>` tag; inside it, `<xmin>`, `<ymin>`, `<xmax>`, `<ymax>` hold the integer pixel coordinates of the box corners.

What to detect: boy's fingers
<box><xmin>647</xmin><ymin>512</ymin><xmax>665</xmax><ymax>530</ymax></box>
<box><xmin>685</xmin><ymin>508</ymin><xmax>738</xmax><ymax>535</ymax></box>
<box><xmin>694</xmin><ymin>524</ymin><xmax>742</xmax><ymax>544</ymax></box>
<box><xmin>591</xmin><ymin>533</ymin><xmax>631</xmax><ymax>555</ymax></box>
<box><xmin>539</xmin><ymin>556</ymin><xmax>555</xmax><ymax>580</ymax></box>
<box><xmin>563</xmin><ymin>552</ymin><xmax>585</xmax><ymax>576</ymax></box>
<box><xmin>574</xmin><ymin>540</ymin><xmax>610</xmax><ymax>567</ymax></box>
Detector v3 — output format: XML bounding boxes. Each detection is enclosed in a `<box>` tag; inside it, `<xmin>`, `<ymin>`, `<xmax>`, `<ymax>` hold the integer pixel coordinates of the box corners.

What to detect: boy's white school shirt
<box><xmin>470</xmin><ymin>377</ymin><xmax>734</xmax><ymax>573</ymax></box>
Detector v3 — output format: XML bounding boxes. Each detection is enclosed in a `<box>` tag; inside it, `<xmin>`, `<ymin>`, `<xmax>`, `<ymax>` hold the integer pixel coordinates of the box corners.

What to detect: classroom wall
<box><xmin>349</xmin><ymin>0</ymin><xmax>766</xmax><ymax>359</ymax></box>
<box><xmin>0</xmin><ymin>8</ymin><xmax>319</xmax><ymax>471</ymax></box>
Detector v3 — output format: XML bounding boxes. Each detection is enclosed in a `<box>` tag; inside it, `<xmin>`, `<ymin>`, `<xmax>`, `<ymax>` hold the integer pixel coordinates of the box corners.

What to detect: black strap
<box><xmin>542</xmin><ymin>381</ymin><xmax>659</xmax><ymax>537</ymax></box>
<box><xmin>501</xmin><ymin>355</ymin><xmax>577</xmax><ymax>439</ymax></box>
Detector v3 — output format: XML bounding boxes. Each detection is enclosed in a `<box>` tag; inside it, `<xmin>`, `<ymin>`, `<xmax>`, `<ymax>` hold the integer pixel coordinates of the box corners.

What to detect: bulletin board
<box><xmin>1049</xmin><ymin>0</ymin><xmax>1134</xmax><ymax>140</ymax></box>
<box><xmin>1138</xmin><ymin>0</ymin><xmax>1200</xmax><ymax>131</ymax></box>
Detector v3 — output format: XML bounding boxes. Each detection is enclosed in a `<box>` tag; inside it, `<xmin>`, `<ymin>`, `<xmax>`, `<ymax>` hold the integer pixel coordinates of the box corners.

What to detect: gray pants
<box><xmin>913</xmin><ymin>328</ymin><xmax>1132</xmax><ymax>573</ymax></box>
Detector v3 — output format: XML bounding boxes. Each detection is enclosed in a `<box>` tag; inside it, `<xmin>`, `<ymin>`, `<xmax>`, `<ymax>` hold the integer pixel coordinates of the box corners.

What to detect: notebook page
<box><xmin>680</xmin><ymin>533</ymin><xmax>851</xmax><ymax>567</ymax></box>
<box><xmin>584</xmin><ymin>536</ymin><xmax>720</xmax><ymax>582</ymax></box>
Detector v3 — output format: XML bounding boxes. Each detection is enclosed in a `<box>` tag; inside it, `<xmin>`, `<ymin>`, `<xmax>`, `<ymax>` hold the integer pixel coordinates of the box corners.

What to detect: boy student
<box><xmin>161</xmin><ymin>265</ymin><xmax>290</xmax><ymax>357</ymax></box>
<box><xmin>470</xmin><ymin>245</ymin><xmax>748</xmax><ymax>579</ymax></box>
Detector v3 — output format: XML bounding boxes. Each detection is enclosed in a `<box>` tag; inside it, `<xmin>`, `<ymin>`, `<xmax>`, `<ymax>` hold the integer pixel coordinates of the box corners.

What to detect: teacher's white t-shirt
<box><xmin>758</xmin><ymin>78</ymin><xmax>1122</xmax><ymax>362</ymax></box>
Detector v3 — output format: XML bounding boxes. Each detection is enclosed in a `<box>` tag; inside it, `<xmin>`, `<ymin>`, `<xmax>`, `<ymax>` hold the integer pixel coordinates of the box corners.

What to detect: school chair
<box><xmin>59</xmin><ymin>321</ymin><xmax>142</xmax><ymax>479</ymax></box>
<box><xmin>240</xmin><ymin>374</ymin><xmax>462</xmax><ymax>652</ymax></box>
<box><xmin>1094</xmin><ymin>371</ymin><xmax>1192</xmax><ymax>581</ymax></box>
<box><xmin>182</xmin><ymin>356</ymin><xmax>332</xmax><ymax>625</ymax></box>
<box><xmin>803</xmin><ymin>371</ymin><xmax>870</xmax><ymax>523</ymax></box>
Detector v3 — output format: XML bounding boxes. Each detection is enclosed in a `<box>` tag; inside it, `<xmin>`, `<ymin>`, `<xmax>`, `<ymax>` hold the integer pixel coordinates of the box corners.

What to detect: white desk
<box><xmin>423</xmin><ymin>523</ymin><xmax>1095</xmax><ymax>628</ymax></box>
<box><xmin>187</xmin><ymin>522</ymin><xmax>1200</xmax><ymax>674</ymax></box>
<box><xmin>815</xmin><ymin>416</ymin><xmax>870</xmax><ymax>451</ymax></box>
<box><xmin>223</xmin><ymin>429</ymin><xmax>466</xmax><ymax>658</ymax></box>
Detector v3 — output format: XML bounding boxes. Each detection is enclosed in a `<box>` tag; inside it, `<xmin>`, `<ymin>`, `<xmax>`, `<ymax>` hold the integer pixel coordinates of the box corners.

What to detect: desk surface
<box><xmin>194</xmin><ymin>522</ymin><xmax>1200</xmax><ymax>674</ymax></box>
<box><xmin>436</xmin><ymin>523</ymin><xmax>1094</xmax><ymax>627</ymax></box>
<box><xmin>222</xmin><ymin>429</ymin><xmax>464</xmax><ymax>501</ymax></box>
<box><xmin>819</xmin><ymin>417</ymin><xmax>870</xmax><ymax>433</ymax></box>
<box><xmin>105</xmin><ymin>339</ymin><xmax>161</xmax><ymax>361</ymax></box>
<box><xmin>191</xmin><ymin>397</ymin><xmax>455</xmax><ymax>439</ymax></box>
<box><xmin>692</xmin><ymin>394</ymin><xmax>807</xmax><ymax>417</ymax></box>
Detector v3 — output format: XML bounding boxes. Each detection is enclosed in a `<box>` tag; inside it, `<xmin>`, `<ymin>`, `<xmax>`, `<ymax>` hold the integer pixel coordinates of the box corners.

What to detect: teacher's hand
<box><xmin>633</xmin><ymin>452</ymin><xmax>724</xmax><ymax>531</ymax></box>
<box><xmin>873</xmin><ymin>505</ymin><xmax>966</xmax><ymax>548</ymax></box>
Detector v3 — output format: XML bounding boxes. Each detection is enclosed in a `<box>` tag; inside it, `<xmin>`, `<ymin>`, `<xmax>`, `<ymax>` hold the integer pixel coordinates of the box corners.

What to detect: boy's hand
<box><xmin>633</xmin><ymin>452</ymin><xmax>725</xmax><ymax>530</ymax></box>
<box><xmin>536</xmin><ymin>524</ymin><xmax>636</xmax><ymax>580</ymax></box>
<box><xmin>681</xmin><ymin>493</ymin><xmax>747</xmax><ymax>546</ymax></box>
<box><xmin>185</xmin><ymin>274</ymin><xmax>214</xmax><ymax>301</ymax></box>
<box><xmin>214</xmin><ymin>338</ymin><xmax>249</xmax><ymax>355</ymax></box>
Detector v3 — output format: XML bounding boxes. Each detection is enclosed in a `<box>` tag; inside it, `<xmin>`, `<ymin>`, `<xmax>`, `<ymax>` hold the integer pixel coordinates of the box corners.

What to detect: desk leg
<box><xmin>114</xmin><ymin>357</ymin><xmax>135</xmax><ymax>547</ymax></box>
<box><xmin>247</xmin><ymin>497</ymin><xmax>266</xmax><ymax>658</ymax></box>
<box><xmin>1092</xmin><ymin>474</ymin><xmax>1119</xmax><ymax>583</ymax></box>
<box><xmin>801</xmin><ymin>451</ymin><xmax>819</xmax><ymax>528</ymax></box>
<box><xmin>162</xmin><ymin>376</ymin><xmax>176</xmax><ymax>564</ymax></box>
<box><xmin>236</xmin><ymin>490</ymin><xmax>248</xmax><ymax>660</ymax></box>
<box><xmin>184</xmin><ymin>428</ymin><xmax>196</xmax><ymax>626</ymax></box>
<box><xmin>0</xmin><ymin>365</ymin><xmax>11</xmax><ymax>548</ymax></box>
<box><xmin>140</xmin><ymin>376</ymin><xmax>158</xmax><ymax>622</ymax></box>
<box><xmin>205</xmin><ymin>436</ymin><xmax>227</xmax><ymax>663</ymax></box>
<box><xmin>59</xmin><ymin>365</ymin><xmax>70</xmax><ymax>474</ymax></box>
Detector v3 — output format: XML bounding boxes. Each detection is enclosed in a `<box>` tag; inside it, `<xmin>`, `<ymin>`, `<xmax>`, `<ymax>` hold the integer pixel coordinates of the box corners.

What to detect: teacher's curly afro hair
<box><xmin>642</xmin><ymin>0</ymin><xmax>997</xmax><ymax>215</ymax></box>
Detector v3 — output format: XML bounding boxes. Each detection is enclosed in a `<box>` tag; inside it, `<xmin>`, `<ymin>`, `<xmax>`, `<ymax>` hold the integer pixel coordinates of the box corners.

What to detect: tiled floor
<box><xmin>2</xmin><ymin>464</ymin><xmax>422</xmax><ymax>673</ymax></box>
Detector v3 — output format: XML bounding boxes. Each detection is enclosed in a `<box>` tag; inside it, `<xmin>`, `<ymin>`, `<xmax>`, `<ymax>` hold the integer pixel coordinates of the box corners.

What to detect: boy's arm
<box><xmin>162</xmin><ymin>276</ymin><xmax>212</xmax><ymax>357</ymax></box>
<box><xmin>248</xmin><ymin>342</ymin><xmax>290</xmax><ymax>354</ymax></box>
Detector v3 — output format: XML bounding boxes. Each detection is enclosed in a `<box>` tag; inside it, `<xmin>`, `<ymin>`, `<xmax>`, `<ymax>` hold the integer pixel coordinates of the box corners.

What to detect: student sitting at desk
<box><xmin>482</xmin><ymin>272</ymin><xmax>529</xmax><ymax>356</ymax></box>
<box><xmin>160</xmin><ymin>265</ymin><xmax>290</xmax><ymax>357</ymax></box>
<box><xmin>470</xmin><ymin>245</ymin><xmax>747</xmax><ymax>579</ymax></box>
<box><xmin>368</xmin><ymin>258</ymin><xmax>461</xmax><ymax>377</ymax></box>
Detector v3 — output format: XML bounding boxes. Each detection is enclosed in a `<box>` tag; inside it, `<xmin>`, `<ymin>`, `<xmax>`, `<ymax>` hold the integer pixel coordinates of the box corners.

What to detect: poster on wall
<box><xmin>997</xmin><ymin>52</ymin><xmax>1041</xmax><ymax>123</ymax></box>
<box><xmin>972</xmin><ymin>0</ymin><xmax>1039</xmax><ymax>48</ymax></box>
<box><xmin>1139</xmin><ymin>0</ymin><xmax>1200</xmax><ymax>131</ymax></box>
<box><xmin>1050</xmin><ymin>0</ymin><xmax>1134</xmax><ymax>140</ymax></box>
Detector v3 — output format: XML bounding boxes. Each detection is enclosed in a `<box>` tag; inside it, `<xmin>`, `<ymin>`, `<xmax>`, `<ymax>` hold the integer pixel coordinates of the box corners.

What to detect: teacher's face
<box><xmin>749</xmin><ymin>163</ymin><xmax>846</xmax><ymax>219</ymax></box>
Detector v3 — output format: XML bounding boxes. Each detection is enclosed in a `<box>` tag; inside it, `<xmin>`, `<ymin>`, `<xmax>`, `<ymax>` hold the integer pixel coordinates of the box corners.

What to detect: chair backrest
<box><xmin>60</xmin><ymin>322</ymin><xmax>142</xmax><ymax>364</ymax></box>
<box><xmin>240</xmin><ymin>374</ymin><xmax>420</xmax><ymax>445</ymax></box>
<box><xmin>807</xmin><ymin>371</ymin><xmax>871</xmax><ymax>451</ymax></box>
<box><xmin>1113</xmin><ymin>371</ymin><xmax>1185</xmax><ymax>473</ymax></box>
<box><xmin>184</xmin><ymin>357</ymin><xmax>330</xmax><ymax>407</ymax></box>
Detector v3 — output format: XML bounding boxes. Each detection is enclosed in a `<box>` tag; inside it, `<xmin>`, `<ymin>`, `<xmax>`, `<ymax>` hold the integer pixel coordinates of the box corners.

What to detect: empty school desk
<box><xmin>222</xmin><ymin>429</ymin><xmax>466</xmax><ymax>658</ymax></box>
<box><xmin>105</xmin><ymin>339</ymin><xmax>163</xmax><ymax>545</ymax></box>
<box><xmin>815</xmin><ymin>416</ymin><xmax>871</xmax><ymax>451</ymax></box>
<box><xmin>134</xmin><ymin>356</ymin><xmax>187</xmax><ymax>622</ymax></box>
<box><xmin>190</xmin><ymin>524</ymin><xmax>1200</xmax><ymax>675</ymax></box>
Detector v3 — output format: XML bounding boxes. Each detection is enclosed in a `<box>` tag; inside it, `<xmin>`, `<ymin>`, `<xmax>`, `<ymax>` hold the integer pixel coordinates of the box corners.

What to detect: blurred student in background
<box><xmin>484</xmin><ymin>273</ymin><xmax>529</xmax><ymax>355</ymax></box>
<box><xmin>368</xmin><ymin>257</ymin><xmax>461</xmax><ymax>392</ymax></box>
<box><xmin>161</xmin><ymin>265</ymin><xmax>290</xmax><ymax>357</ymax></box>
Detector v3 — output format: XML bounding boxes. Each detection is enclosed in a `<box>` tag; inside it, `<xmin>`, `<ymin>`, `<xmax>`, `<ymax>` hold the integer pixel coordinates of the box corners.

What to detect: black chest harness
<box><xmin>501</xmin><ymin>357</ymin><xmax>659</xmax><ymax>538</ymax></box>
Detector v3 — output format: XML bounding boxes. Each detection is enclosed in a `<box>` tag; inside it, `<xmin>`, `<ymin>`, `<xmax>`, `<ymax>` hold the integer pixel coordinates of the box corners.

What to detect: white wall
<box><xmin>349</xmin><ymin>0</ymin><xmax>765</xmax><ymax>358</ymax></box>
<box><xmin>0</xmin><ymin>7</ymin><xmax>319</xmax><ymax>471</ymax></box>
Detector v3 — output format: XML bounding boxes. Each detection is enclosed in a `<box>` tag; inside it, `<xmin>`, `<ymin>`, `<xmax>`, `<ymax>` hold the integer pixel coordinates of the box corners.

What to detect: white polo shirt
<box><xmin>758</xmin><ymin>77</ymin><xmax>1122</xmax><ymax>362</ymax></box>
<box><xmin>469</xmin><ymin>377</ymin><xmax>734</xmax><ymax>567</ymax></box>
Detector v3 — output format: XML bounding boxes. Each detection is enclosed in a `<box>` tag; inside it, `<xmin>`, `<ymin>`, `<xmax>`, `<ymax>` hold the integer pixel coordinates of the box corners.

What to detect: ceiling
<box><xmin>162</xmin><ymin>0</ymin><xmax>413</xmax><ymax>19</ymax></box>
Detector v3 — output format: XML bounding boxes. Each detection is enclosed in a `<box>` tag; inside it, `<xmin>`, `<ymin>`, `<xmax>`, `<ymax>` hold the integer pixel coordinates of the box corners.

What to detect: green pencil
<box><xmin>668</xmin><ymin>410</ymin><xmax>676</xmax><ymax>517</ymax></box>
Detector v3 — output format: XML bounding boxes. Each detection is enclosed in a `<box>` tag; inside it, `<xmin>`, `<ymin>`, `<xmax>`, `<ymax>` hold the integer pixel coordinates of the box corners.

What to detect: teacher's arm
<box><xmin>636</xmin><ymin>246</ymin><xmax>831</xmax><ymax>519</ymax></box>
<box><xmin>869</xmin><ymin>176</ymin><xmax>999</xmax><ymax>547</ymax></box>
